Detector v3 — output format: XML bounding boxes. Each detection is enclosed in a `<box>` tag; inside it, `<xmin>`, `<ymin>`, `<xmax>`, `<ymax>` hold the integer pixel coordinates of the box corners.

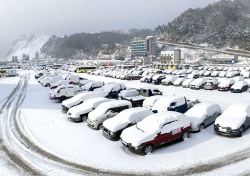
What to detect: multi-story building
<box><xmin>131</xmin><ymin>36</ymin><xmax>156</xmax><ymax>58</ymax></box>
<box><xmin>211</xmin><ymin>54</ymin><xmax>238</xmax><ymax>64</ymax></box>
<box><xmin>160</xmin><ymin>49</ymin><xmax>181</xmax><ymax>64</ymax></box>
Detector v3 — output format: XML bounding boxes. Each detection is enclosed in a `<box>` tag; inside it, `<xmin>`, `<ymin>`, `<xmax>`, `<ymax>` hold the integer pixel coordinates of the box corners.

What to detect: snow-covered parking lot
<box><xmin>8</xmin><ymin>70</ymin><xmax>249</xmax><ymax>175</ymax></box>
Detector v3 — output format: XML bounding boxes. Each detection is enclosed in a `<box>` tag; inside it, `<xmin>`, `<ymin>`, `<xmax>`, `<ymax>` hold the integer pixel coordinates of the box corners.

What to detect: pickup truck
<box><xmin>118</xmin><ymin>87</ymin><xmax>162</xmax><ymax>107</ymax></box>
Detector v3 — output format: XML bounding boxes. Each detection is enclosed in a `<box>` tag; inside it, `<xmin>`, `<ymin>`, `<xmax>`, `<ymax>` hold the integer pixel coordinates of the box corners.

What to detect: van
<box><xmin>87</xmin><ymin>100</ymin><xmax>132</xmax><ymax>129</ymax></box>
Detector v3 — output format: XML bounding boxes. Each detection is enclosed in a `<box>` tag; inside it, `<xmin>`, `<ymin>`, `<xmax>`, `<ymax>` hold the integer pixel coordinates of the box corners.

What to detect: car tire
<box><xmin>181</xmin><ymin>131</ymin><xmax>189</xmax><ymax>141</ymax></box>
<box><xmin>59</xmin><ymin>96</ymin><xmax>66</xmax><ymax>103</ymax></box>
<box><xmin>46</xmin><ymin>83</ymin><xmax>50</xmax><ymax>87</ymax></box>
<box><xmin>142</xmin><ymin>145</ymin><xmax>154</xmax><ymax>155</ymax></box>
<box><xmin>238</xmin><ymin>126</ymin><xmax>245</xmax><ymax>137</ymax></box>
<box><xmin>199</xmin><ymin>124</ymin><xmax>205</xmax><ymax>132</ymax></box>
<box><xmin>98</xmin><ymin>123</ymin><xmax>103</xmax><ymax>130</ymax></box>
<box><xmin>80</xmin><ymin>114</ymin><xmax>87</xmax><ymax>122</ymax></box>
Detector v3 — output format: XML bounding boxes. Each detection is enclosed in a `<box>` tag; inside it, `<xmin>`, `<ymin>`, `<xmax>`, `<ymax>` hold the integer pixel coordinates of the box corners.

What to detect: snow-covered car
<box><xmin>233</xmin><ymin>76</ymin><xmax>244</xmax><ymax>82</ymax></box>
<box><xmin>204</xmin><ymin>78</ymin><xmax>218</xmax><ymax>90</ymax></box>
<box><xmin>49</xmin><ymin>84</ymin><xmax>81</xmax><ymax>102</ymax></box>
<box><xmin>182</xmin><ymin>79</ymin><xmax>195</xmax><ymax>88</ymax></box>
<box><xmin>142</xmin><ymin>95</ymin><xmax>163</xmax><ymax>110</ymax></box>
<box><xmin>152</xmin><ymin>74</ymin><xmax>165</xmax><ymax>85</ymax></box>
<box><xmin>41</xmin><ymin>75</ymin><xmax>63</xmax><ymax>87</ymax></box>
<box><xmin>118</xmin><ymin>89</ymin><xmax>139</xmax><ymax>100</ymax></box>
<box><xmin>80</xmin><ymin>81</ymin><xmax>104</xmax><ymax>91</ymax></box>
<box><xmin>214</xmin><ymin>103</ymin><xmax>250</xmax><ymax>137</ymax></box>
<box><xmin>152</xmin><ymin>96</ymin><xmax>188</xmax><ymax>113</ymax></box>
<box><xmin>190</xmin><ymin>78</ymin><xmax>208</xmax><ymax>89</ymax></box>
<box><xmin>211</xmin><ymin>71</ymin><xmax>220</xmax><ymax>77</ymax></box>
<box><xmin>161</xmin><ymin>75</ymin><xmax>179</xmax><ymax>85</ymax></box>
<box><xmin>103</xmin><ymin>107</ymin><xmax>153</xmax><ymax>140</ymax></box>
<box><xmin>185</xmin><ymin>103</ymin><xmax>221</xmax><ymax>132</ymax></box>
<box><xmin>119</xmin><ymin>87</ymin><xmax>162</xmax><ymax>107</ymax></box>
<box><xmin>230</xmin><ymin>81</ymin><xmax>248</xmax><ymax>93</ymax></box>
<box><xmin>219</xmin><ymin>71</ymin><xmax>226</xmax><ymax>78</ymax></box>
<box><xmin>94</xmin><ymin>83</ymin><xmax>126</xmax><ymax>98</ymax></box>
<box><xmin>35</xmin><ymin>70</ymin><xmax>49</xmax><ymax>79</ymax></box>
<box><xmin>226</xmin><ymin>71</ymin><xmax>235</xmax><ymax>78</ymax></box>
<box><xmin>243</xmin><ymin>72</ymin><xmax>250</xmax><ymax>78</ymax></box>
<box><xmin>120</xmin><ymin>112</ymin><xmax>191</xmax><ymax>155</ymax></box>
<box><xmin>67</xmin><ymin>97</ymin><xmax>114</xmax><ymax>122</ymax></box>
<box><xmin>87</xmin><ymin>100</ymin><xmax>132</xmax><ymax>130</ymax></box>
<box><xmin>140</xmin><ymin>74</ymin><xmax>154</xmax><ymax>83</ymax></box>
<box><xmin>173</xmin><ymin>77</ymin><xmax>187</xmax><ymax>86</ymax></box>
<box><xmin>187</xmin><ymin>73</ymin><xmax>199</xmax><ymax>79</ymax></box>
<box><xmin>61</xmin><ymin>91</ymin><xmax>109</xmax><ymax>113</ymax></box>
<box><xmin>217</xmin><ymin>79</ymin><xmax>235</xmax><ymax>91</ymax></box>
<box><xmin>203</xmin><ymin>71</ymin><xmax>211</xmax><ymax>77</ymax></box>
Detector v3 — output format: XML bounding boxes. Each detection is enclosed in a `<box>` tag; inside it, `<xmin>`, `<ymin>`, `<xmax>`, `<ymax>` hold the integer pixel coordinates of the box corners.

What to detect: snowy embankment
<box><xmin>20</xmin><ymin>71</ymin><xmax>250</xmax><ymax>175</ymax></box>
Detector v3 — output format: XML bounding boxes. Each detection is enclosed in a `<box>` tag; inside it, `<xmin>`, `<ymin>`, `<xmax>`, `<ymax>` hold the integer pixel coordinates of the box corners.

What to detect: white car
<box><xmin>185</xmin><ymin>103</ymin><xmax>221</xmax><ymax>132</ymax></box>
<box><xmin>143</xmin><ymin>95</ymin><xmax>162</xmax><ymax>110</ymax></box>
<box><xmin>182</xmin><ymin>79</ymin><xmax>195</xmax><ymax>88</ymax></box>
<box><xmin>161</xmin><ymin>75</ymin><xmax>179</xmax><ymax>85</ymax></box>
<box><xmin>67</xmin><ymin>97</ymin><xmax>113</xmax><ymax>122</ymax></box>
<box><xmin>49</xmin><ymin>84</ymin><xmax>81</xmax><ymax>102</ymax></box>
<box><xmin>173</xmin><ymin>77</ymin><xmax>187</xmax><ymax>86</ymax></box>
<box><xmin>230</xmin><ymin>81</ymin><xmax>248</xmax><ymax>93</ymax></box>
<box><xmin>121</xmin><ymin>112</ymin><xmax>191</xmax><ymax>155</ymax></box>
<box><xmin>62</xmin><ymin>91</ymin><xmax>109</xmax><ymax>113</ymax></box>
<box><xmin>219</xmin><ymin>71</ymin><xmax>226</xmax><ymax>78</ymax></box>
<box><xmin>214</xmin><ymin>103</ymin><xmax>250</xmax><ymax>137</ymax></box>
<box><xmin>87</xmin><ymin>100</ymin><xmax>132</xmax><ymax>130</ymax></box>
<box><xmin>41</xmin><ymin>75</ymin><xmax>63</xmax><ymax>87</ymax></box>
<box><xmin>190</xmin><ymin>78</ymin><xmax>208</xmax><ymax>89</ymax></box>
<box><xmin>226</xmin><ymin>71</ymin><xmax>235</xmax><ymax>78</ymax></box>
<box><xmin>103</xmin><ymin>107</ymin><xmax>153</xmax><ymax>140</ymax></box>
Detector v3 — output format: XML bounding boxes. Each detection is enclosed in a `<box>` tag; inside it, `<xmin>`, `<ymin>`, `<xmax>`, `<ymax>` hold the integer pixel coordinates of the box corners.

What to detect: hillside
<box><xmin>5</xmin><ymin>35</ymin><xmax>50</xmax><ymax>61</ymax></box>
<box><xmin>156</xmin><ymin>0</ymin><xmax>250</xmax><ymax>50</ymax></box>
<box><xmin>41</xmin><ymin>29</ymin><xmax>155</xmax><ymax>59</ymax></box>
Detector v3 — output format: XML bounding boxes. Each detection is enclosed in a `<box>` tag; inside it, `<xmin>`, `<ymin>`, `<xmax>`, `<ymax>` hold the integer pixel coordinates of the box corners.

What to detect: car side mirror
<box><xmin>157</xmin><ymin>132</ymin><xmax>161</xmax><ymax>136</ymax></box>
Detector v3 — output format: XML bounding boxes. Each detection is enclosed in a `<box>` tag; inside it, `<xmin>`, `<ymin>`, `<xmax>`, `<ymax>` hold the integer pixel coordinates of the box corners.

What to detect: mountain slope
<box><xmin>156</xmin><ymin>0</ymin><xmax>250</xmax><ymax>50</ymax></box>
<box><xmin>5</xmin><ymin>35</ymin><xmax>50</xmax><ymax>61</ymax></box>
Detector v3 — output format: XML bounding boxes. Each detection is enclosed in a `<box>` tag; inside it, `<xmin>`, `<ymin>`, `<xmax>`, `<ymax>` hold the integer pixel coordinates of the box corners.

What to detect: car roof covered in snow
<box><xmin>119</xmin><ymin>89</ymin><xmax>139</xmax><ymax>97</ymax></box>
<box><xmin>185</xmin><ymin>102</ymin><xmax>220</xmax><ymax>117</ymax></box>
<box><xmin>95</xmin><ymin>100</ymin><xmax>132</xmax><ymax>112</ymax></box>
<box><xmin>152</xmin><ymin>96</ymin><xmax>186</xmax><ymax>112</ymax></box>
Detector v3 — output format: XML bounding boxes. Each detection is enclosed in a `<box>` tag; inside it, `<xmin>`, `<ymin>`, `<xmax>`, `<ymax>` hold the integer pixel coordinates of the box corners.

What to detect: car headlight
<box><xmin>110</xmin><ymin>131</ymin><xmax>114</xmax><ymax>135</ymax></box>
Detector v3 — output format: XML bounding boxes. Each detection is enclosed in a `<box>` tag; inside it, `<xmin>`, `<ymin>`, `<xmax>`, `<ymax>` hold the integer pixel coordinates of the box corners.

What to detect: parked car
<box><xmin>152</xmin><ymin>74</ymin><xmax>165</xmax><ymax>85</ymax></box>
<box><xmin>190</xmin><ymin>78</ymin><xmax>208</xmax><ymax>89</ymax></box>
<box><xmin>173</xmin><ymin>77</ymin><xmax>187</xmax><ymax>86</ymax></box>
<box><xmin>80</xmin><ymin>81</ymin><xmax>104</xmax><ymax>91</ymax></box>
<box><xmin>230</xmin><ymin>81</ymin><xmax>248</xmax><ymax>93</ymax></box>
<box><xmin>120</xmin><ymin>112</ymin><xmax>191</xmax><ymax>155</ymax></box>
<box><xmin>187</xmin><ymin>73</ymin><xmax>199</xmax><ymax>79</ymax></box>
<box><xmin>211</xmin><ymin>71</ymin><xmax>220</xmax><ymax>77</ymax></box>
<box><xmin>161</xmin><ymin>75</ymin><xmax>179</xmax><ymax>85</ymax></box>
<box><xmin>217</xmin><ymin>79</ymin><xmax>235</xmax><ymax>91</ymax></box>
<box><xmin>61</xmin><ymin>91</ymin><xmax>110</xmax><ymax>113</ymax></box>
<box><xmin>226</xmin><ymin>72</ymin><xmax>235</xmax><ymax>78</ymax></box>
<box><xmin>49</xmin><ymin>84</ymin><xmax>81</xmax><ymax>102</ymax></box>
<box><xmin>103</xmin><ymin>107</ymin><xmax>153</xmax><ymax>140</ymax></box>
<box><xmin>204</xmin><ymin>78</ymin><xmax>219</xmax><ymax>90</ymax></box>
<box><xmin>94</xmin><ymin>83</ymin><xmax>126</xmax><ymax>98</ymax></box>
<box><xmin>67</xmin><ymin>97</ymin><xmax>114</xmax><ymax>122</ymax></box>
<box><xmin>119</xmin><ymin>87</ymin><xmax>162</xmax><ymax>107</ymax></box>
<box><xmin>182</xmin><ymin>79</ymin><xmax>194</xmax><ymax>88</ymax></box>
<box><xmin>152</xmin><ymin>96</ymin><xmax>189</xmax><ymax>113</ymax></box>
<box><xmin>142</xmin><ymin>95</ymin><xmax>163</xmax><ymax>110</ymax></box>
<box><xmin>219</xmin><ymin>71</ymin><xmax>227</xmax><ymax>78</ymax></box>
<box><xmin>214</xmin><ymin>103</ymin><xmax>250</xmax><ymax>137</ymax></box>
<box><xmin>87</xmin><ymin>100</ymin><xmax>132</xmax><ymax>130</ymax></box>
<box><xmin>243</xmin><ymin>72</ymin><xmax>250</xmax><ymax>78</ymax></box>
<box><xmin>185</xmin><ymin>103</ymin><xmax>221</xmax><ymax>132</ymax></box>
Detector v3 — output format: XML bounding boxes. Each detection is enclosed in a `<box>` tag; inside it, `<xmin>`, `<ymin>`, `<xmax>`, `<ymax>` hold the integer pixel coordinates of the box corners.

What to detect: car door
<box><xmin>67</xmin><ymin>87</ymin><xmax>75</xmax><ymax>97</ymax></box>
<box><xmin>155</xmin><ymin>124</ymin><xmax>172</xmax><ymax>147</ymax></box>
<box><xmin>244</xmin><ymin>115</ymin><xmax>250</xmax><ymax>128</ymax></box>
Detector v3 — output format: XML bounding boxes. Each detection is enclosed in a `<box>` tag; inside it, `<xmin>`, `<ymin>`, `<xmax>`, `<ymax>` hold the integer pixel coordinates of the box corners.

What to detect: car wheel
<box><xmin>46</xmin><ymin>83</ymin><xmax>50</xmax><ymax>87</ymax></box>
<box><xmin>238</xmin><ymin>126</ymin><xmax>245</xmax><ymax>137</ymax></box>
<box><xmin>59</xmin><ymin>96</ymin><xmax>66</xmax><ymax>103</ymax></box>
<box><xmin>143</xmin><ymin>145</ymin><xmax>154</xmax><ymax>155</ymax></box>
<box><xmin>80</xmin><ymin>114</ymin><xmax>86</xmax><ymax>122</ymax></box>
<box><xmin>181</xmin><ymin>131</ymin><xmax>189</xmax><ymax>141</ymax></box>
<box><xmin>199</xmin><ymin>124</ymin><xmax>205</xmax><ymax>132</ymax></box>
<box><xmin>98</xmin><ymin>123</ymin><xmax>103</xmax><ymax>130</ymax></box>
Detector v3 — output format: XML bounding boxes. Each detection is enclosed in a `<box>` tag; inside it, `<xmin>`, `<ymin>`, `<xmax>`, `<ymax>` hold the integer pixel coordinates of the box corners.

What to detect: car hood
<box><xmin>88</xmin><ymin>110</ymin><xmax>106</xmax><ymax>122</ymax></box>
<box><xmin>103</xmin><ymin>118</ymin><xmax>128</xmax><ymax>132</ymax></box>
<box><xmin>215</xmin><ymin>114</ymin><xmax>246</xmax><ymax>129</ymax></box>
<box><xmin>62</xmin><ymin>92</ymin><xmax>91</xmax><ymax>107</ymax></box>
<box><xmin>121</xmin><ymin>126</ymin><xmax>156</xmax><ymax>147</ymax></box>
<box><xmin>68</xmin><ymin>103</ymin><xmax>92</xmax><ymax>117</ymax></box>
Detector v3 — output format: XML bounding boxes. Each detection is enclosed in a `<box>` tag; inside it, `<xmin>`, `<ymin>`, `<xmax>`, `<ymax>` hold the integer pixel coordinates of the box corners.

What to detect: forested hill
<box><xmin>156</xmin><ymin>0</ymin><xmax>250</xmax><ymax>50</ymax></box>
<box><xmin>41</xmin><ymin>29</ymin><xmax>155</xmax><ymax>58</ymax></box>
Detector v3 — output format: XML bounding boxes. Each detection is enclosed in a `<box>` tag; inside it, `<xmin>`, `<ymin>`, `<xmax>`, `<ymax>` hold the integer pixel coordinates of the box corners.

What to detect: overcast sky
<box><xmin>0</xmin><ymin>0</ymin><xmax>219</xmax><ymax>58</ymax></box>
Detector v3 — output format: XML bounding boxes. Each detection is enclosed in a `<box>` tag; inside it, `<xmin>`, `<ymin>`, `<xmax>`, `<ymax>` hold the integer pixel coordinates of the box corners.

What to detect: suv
<box><xmin>87</xmin><ymin>100</ymin><xmax>132</xmax><ymax>130</ymax></box>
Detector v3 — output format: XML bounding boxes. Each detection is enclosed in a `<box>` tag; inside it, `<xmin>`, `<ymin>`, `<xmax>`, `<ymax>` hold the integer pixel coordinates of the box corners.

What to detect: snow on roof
<box><xmin>119</xmin><ymin>89</ymin><xmax>139</xmax><ymax>97</ymax></box>
<box><xmin>137</xmin><ymin>112</ymin><xmax>183</xmax><ymax>132</ymax></box>
<box><xmin>95</xmin><ymin>100</ymin><xmax>132</xmax><ymax>113</ymax></box>
<box><xmin>185</xmin><ymin>102</ymin><xmax>220</xmax><ymax>118</ymax></box>
<box><xmin>143</xmin><ymin>95</ymin><xmax>163</xmax><ymax>107</ymax></box>
<box><xmin>152</xmin><ymin>96</ymin><xmax>185</xmax><ymax>113</ymax></box>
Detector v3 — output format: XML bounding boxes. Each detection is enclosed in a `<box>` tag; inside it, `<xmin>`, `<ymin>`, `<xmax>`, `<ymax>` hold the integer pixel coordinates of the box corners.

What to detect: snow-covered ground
<box><xmin>16</xmin><ymin>71</ymin><xmax>250</xmax><ymax>175</ymax></box>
